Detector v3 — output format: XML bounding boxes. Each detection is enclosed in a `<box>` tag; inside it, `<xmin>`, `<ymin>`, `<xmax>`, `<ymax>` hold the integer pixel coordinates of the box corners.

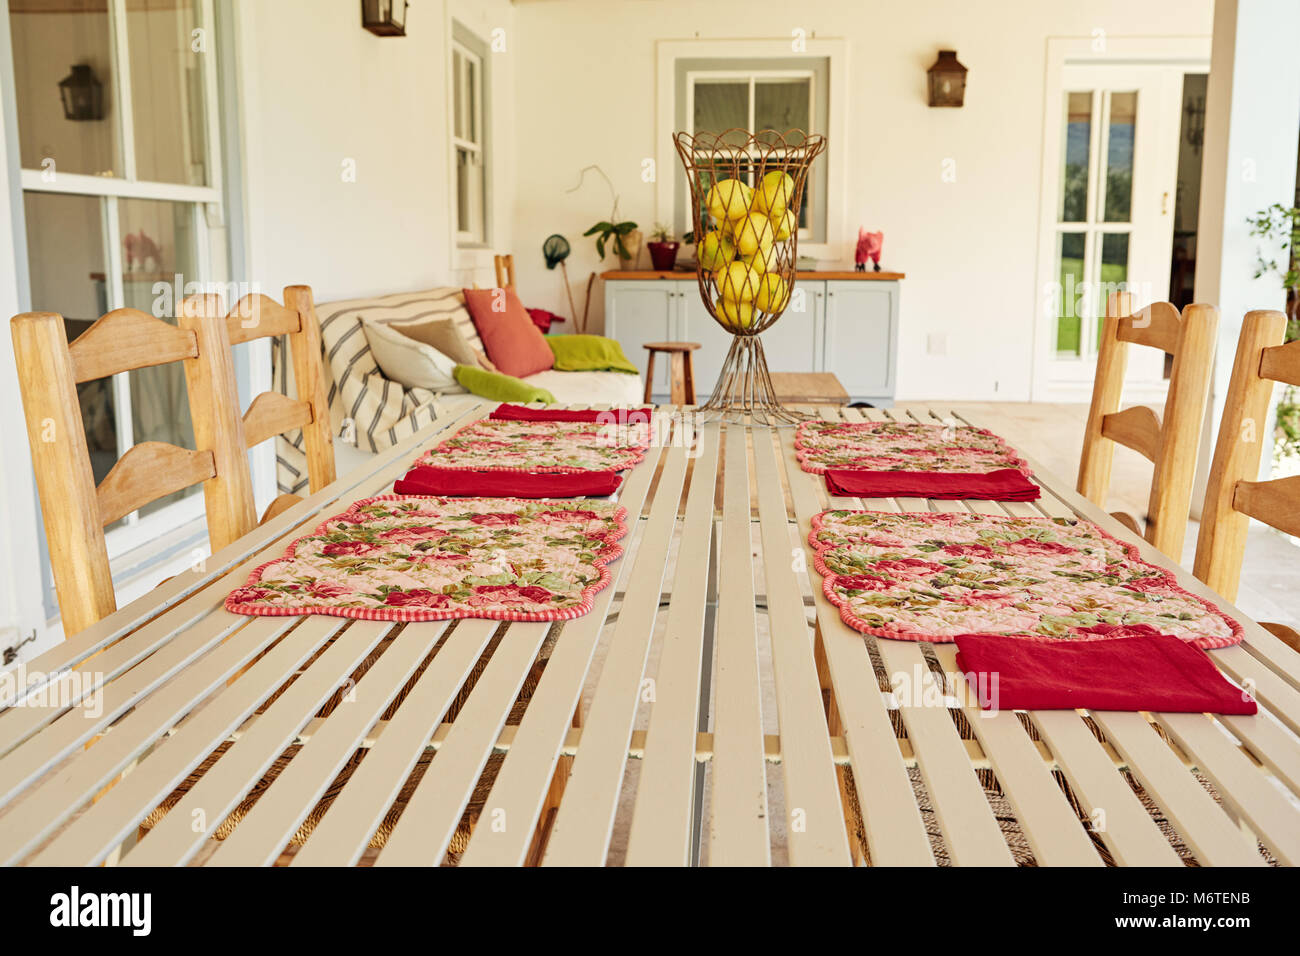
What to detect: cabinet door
<box><xmin>757</xmin><ymin>283</ymin><xmax>818</xmax><ymax>373</ymax></box>
<box><xmin>822</xmin><ymin>283</ymin><xmax>897</xmax><ymax>400</ymax></box>
<box><xmin>678</xmin><ymin>290</ymin><xmax>737</xmax><ymax>401</ymax></box>
<box><xmin>604</xmin><ymin>282</ymin><xmax>676</xmax><ymax>394</ymax></box>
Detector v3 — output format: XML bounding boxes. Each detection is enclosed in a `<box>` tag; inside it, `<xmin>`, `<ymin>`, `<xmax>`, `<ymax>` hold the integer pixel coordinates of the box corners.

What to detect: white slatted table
<box><xmin>2</xmin><ymin>402</ymin><xmax>1298</xmax><ymax>866</ymax></box>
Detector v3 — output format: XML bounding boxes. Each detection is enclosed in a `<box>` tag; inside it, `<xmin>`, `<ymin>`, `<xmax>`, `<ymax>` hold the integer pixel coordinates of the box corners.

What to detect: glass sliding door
<box><xmin>9</xmin><ymin>0</ymin><xmax>229</xmax><ymax>556</ymax></box>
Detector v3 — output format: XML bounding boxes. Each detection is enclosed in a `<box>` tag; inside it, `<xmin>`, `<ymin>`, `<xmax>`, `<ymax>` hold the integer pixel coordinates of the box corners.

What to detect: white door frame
<box><xmin>1030</xmin><ymin>35</ymin><xmax>1210</xmax><ymax>404</ymax></box>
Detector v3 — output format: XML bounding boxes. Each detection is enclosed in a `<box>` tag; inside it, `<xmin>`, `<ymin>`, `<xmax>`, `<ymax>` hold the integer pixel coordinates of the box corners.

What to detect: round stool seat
<box><xmin>641</xmin><ymin>342</ymin><xmax>701</xmax><ymax>406</ymax></box>
<box><xmin>642</xmin><ymin>341</ymin><xmax>701</xmax><ymax>353</ymax></box>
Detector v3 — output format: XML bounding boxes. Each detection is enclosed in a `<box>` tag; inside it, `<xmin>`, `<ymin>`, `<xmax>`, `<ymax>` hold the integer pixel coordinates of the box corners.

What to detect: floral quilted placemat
<box><xmin>810</xmin><ymin>510</ymin><xmax>1241</xmax><ymax>648</ymax></box>
<box><xmin>415</xmin><ymin>418</ymin><xmax>651</xmax><ymax>474</ymax></box>
<box><xmin>794</xmin><ymin>420</ymin><xmax>1031</xmax><ymax>476</ymax></box>
<box><xmin>226</xmin><ymin>495</ymin><xmax>627</xmax><ymax>622</ymax></box>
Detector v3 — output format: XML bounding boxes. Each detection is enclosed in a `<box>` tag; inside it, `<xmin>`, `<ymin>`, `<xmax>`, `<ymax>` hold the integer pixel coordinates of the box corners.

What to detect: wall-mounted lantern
<box><xmin>59</xmin><ymin>64</ymin><xmax>104</xmax><ymax>122</ymax></box>
<box><xmin>361</xmin><ymin>0</ymin><xmax>408</xmax><ymax>36</ymax></box>
<box><xmin>927</xmin><ymin>50</ymin><xmax>967</xmax><ymax>108</ymax></box>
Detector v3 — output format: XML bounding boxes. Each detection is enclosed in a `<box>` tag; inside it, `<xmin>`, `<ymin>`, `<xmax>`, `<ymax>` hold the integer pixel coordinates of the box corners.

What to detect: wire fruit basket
<box><xmin>672</xmin><ymin>127</ymin><xmax>827</xmax><ymax>424</ymax></box>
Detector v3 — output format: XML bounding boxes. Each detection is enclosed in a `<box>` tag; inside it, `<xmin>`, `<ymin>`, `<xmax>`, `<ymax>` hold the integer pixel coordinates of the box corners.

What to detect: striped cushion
<box><xmin>274</xmin><ymin>288</ymin><xmax>475</xmax><ymax>495</ymax></box>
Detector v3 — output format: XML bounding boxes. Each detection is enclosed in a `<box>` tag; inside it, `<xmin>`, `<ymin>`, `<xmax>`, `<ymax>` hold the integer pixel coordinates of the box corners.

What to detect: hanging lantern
<box><xmin>58</xmin><ymin>64</ymin><xmax>104</xmax><ymax>122</ymax></box>
<box><xmin>927</xmin><ymin>50</ymin><xmax>967</xmax><ymax>108</ymax></box>
<box><xmin>361</xmin><ymin>0</ymin><xmax>408</xmax><ymax>36</ymax></box>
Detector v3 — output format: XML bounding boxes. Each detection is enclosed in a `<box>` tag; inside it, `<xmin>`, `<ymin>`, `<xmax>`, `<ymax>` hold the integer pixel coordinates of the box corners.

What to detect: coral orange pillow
<box><xmin>462</xmin><ymin>287</ymin><xmax>555</xmax><ymax>378</ymax></box>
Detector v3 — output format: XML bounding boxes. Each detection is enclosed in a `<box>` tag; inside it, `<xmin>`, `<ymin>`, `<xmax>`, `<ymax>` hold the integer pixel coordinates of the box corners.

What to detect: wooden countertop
<box><xmin>602</xmin><ymin>269</ymin><xmax>905</xmax><ymax>281</ymax></box>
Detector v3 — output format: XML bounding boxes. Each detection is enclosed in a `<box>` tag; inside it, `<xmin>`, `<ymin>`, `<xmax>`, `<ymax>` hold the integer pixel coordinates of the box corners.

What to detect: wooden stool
<box><xmin>642</xmin><ymin>341</ymin><xmax>700</xmax><ymax>405</ymax></box>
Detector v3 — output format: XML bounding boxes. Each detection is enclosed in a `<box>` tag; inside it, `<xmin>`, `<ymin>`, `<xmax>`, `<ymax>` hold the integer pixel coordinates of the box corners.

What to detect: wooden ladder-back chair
<box><xmin>1077</xmin><ymin>291</ymin><xmax>1218</xmax><ymax>560</ymax></box>
<box><xmin>493</xmin><ymin>253</ymin><xmax>516</xmax><ymax>290</ymax></box>
<box><xmin>10</xmin><ymin>301</ymin><xmax>254</xmax><ymax>637</ymax></box>
<box><xmin>1193</xmin><ymin>309</ymin><xmax>1300</xmax><ymax>650</ymax></box>
<box><xmin>209</xmin><ymin>284</ymin><xmax>336</xmax><ymax>524</ymax></box>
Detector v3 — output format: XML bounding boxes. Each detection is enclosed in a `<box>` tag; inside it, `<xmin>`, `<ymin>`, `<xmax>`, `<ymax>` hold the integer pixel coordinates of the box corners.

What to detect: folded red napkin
<box><xmin>393</xmin><ymin>465</ymin><xmax>622</xmax><ymax>498</ymax></box>
<box><xmin>824</xmin><ymin>468</ymin><xmax>1041</xmax><ymax>501</ymax></box>
<box><xmin>954</xmin><ymin>631</ymin><xmax>1257</xmax><ymax>714</ymax></box>
<box><xmin>489</xmin><ymin>403</ymin><xmax>650</xmax><ymax>424</ymax></box>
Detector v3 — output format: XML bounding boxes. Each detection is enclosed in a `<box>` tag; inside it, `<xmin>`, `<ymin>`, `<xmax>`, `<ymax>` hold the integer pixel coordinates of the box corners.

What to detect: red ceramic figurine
<box><xmin>855</xmin><ymin>229</ymin><xmax>883</xmax><ymax>272</ymax></box>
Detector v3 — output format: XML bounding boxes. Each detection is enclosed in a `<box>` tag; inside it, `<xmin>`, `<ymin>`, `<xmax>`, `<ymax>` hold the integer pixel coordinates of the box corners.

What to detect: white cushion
<box><xmin>361</xmin><ymin>318</ymin><xmax>465</xmax><ymax>392</ymax></box>
<box><xmin>522</xmin><ymin>369</ymin><xmax>644</xmax><ymax>405</ymax></box>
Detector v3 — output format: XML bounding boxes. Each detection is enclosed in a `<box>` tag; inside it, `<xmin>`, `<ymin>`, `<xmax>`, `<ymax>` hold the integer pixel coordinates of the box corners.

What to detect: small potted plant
<box><xmin>647</xmin><ymin>223</ymin><xmax>680</xmax><ymax>272</ymax></box>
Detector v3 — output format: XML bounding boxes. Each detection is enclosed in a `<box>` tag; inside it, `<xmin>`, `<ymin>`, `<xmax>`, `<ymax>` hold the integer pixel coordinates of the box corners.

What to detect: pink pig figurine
<box><xmin>854</xmin><ymin>229</ymin><xmax>883</xmax><ymax>272</ymax></box>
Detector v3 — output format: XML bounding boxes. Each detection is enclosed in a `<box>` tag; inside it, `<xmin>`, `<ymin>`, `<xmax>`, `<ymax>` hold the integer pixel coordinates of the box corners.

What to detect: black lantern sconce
<box><xmin>927</xmin><ymin>50</ymin><xmax>967</xmax><ymax>108</ymax></box>
<box><xmin>59</xmin><ymin>64</ymin><xmax>104</xmax><ymax>122</ymax></box>
<box><xmin>361</xmin><ymin>0</ymin><xmax>408</xmax><ymax>36</ymax></box>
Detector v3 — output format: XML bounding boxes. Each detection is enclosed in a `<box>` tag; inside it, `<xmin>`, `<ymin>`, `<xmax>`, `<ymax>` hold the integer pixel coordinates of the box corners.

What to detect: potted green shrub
<box><xmin>1250</xmin><ymin>202</ymin><xmax>1300</xmax><ymax>477</ymax></box>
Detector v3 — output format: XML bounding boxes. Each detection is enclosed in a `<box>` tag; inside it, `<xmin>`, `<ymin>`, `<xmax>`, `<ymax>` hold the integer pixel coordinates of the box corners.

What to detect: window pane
<box><xmin>1059</xmin><ymin>92</ymin><xmax>1091</xmax><ymax>223</ymax></box>
<box><xmin>118</xmin><ymin>198</ymin><xmax>200</xmax><ymax>517</ymax></box>
<box><xmin>756</xmin><ymin>80</ymin><xmax>809</xmax><ymax>127</ymax></box>
<box><xmin>9</xmin><ymin>2</ymin><xmax>119</xmax><ymax>176</ymax></box>
<box><xmin>754</xmin><ymin>79</ymin><xmax>810</xmax><ymax>143</ymax></box>
<box><xmin>127</xmin><ymin>0</ymin><xmax>210</xmax><ymax>185</ymax></box>
<box><xmin>23</xmin><ymin>192</ymin><xmax>118</xmax><ymax>484</ymax></box>
<box><xmin>1103</xmin><ymin>92</ymin><xmax>1136</xmax><ymax>222</ymax></box>
<box><xmin>453</xmin><ymin>51</ymin><xmax>465</xmax><ymax>139</ymax></box>
<box><xmin>1097</xmin><ymin>232</ymin><xmax>1130</xmax><ymax>348</ymax></box>
<box><xmin>1055</xmin><ymin>231</ymin><xmax>1086</xmax><ymax>355</ymax></box>
<box><xmin>466</xmin><ymin>56</ymin><xmax>478</xmax><ymax>144</ymax></box>
<box><xmin>693</xmin><ymin>81</ymin><xmax>748</xmax><ymax>138</ymax></box>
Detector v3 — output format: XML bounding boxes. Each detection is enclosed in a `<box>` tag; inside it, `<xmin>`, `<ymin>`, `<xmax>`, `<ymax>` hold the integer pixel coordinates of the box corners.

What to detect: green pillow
<box><xmin>453</xmin><ymin>365</ymin><xmax>556</xmax><ymax>403</ymax></box>
<box><xmin>545</xmin><ymin>334</ymin><xmax>639</xmax><ymax>374</ymax></box>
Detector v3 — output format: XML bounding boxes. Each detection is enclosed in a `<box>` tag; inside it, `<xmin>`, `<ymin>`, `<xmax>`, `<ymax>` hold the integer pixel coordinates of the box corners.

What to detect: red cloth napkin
<box><xmin>953</xmin><ymin>631</ymin><xmax>1257</xmax><ymax>713</ymax></box>
<box><xmin>393</xmin><ymin>465</ymin><xmax>622</xmax><ymax>499</ymax></box>
<box><xmin>488</xmin><ymin>403</ymin><xmax>651</xmax><ymax>424</ymax></box>
<box><xmin>824</xmin><ymin>468</ymin><xmax>1041</xmax><ymax>501</ymax></box>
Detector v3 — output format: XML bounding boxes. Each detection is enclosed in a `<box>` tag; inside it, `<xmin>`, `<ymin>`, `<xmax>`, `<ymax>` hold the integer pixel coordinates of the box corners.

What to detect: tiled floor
<box><xmin>939</xmin><ymin>401</ymin><xmax>1300</xmax><ymax>631</ymax></box>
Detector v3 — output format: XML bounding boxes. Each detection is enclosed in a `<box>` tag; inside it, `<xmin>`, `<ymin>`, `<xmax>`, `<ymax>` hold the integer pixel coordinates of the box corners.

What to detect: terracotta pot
<box><xmin>647</xmin><ymin>241</ymin><xmax>680</xmax><ymax>272</ymax></box>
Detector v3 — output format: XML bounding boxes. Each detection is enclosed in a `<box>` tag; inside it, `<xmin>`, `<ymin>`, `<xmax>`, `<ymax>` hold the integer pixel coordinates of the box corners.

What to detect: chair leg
<box><xmin>643</xmin><ymin>352</ymin><xmax>656</xmax><ymax>404</ymax></box>
<box><xmin>682</xmin><ymin>350</ymin><xmax>696</xmax><ymax>405</ymax></box>
<box><xmin>670</xmin><ymin>352</ymin><xmax>687</xmax><ymax>406</ymax></box>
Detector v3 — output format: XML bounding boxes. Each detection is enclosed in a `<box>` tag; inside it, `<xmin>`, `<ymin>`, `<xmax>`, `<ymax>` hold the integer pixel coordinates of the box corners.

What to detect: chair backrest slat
<box><xmin>1233</xmin><ymin>476</ymin><xmax>1300</xmax><ymax>540</ymax></box>
<box><xmin>1116</xmin><ymin>301</ymin><xmax>1182</xmax><ymax>354</ymax></box>
<box><xmin>1259</xmin><ymin>340</ymin><xmax>1300</xmax><ymax>388</ymax></box>
<box><xmin>242</xmin><ymin>391</ymin><xmax>313</xmax><ymax>449</ymax></box>
<box><xmin>1077</xmin><ymin>292</ymin><xmax>1218</xmax><ymax>560</ymax></box>
<box><xmin>1099</xmin><ymin>404</ymin><xmax>1162</xmax><ymax>463</ymax></box>
<box><xmin>226</xmin><ymin>293</ymin><xmax>302</xmax><ymax>346</ymax></box>
<box><xmin>1193</xmin><ymin>311</ymin><xmax>1295</xmax><ymax>601</ymax></box>
<box><xmin>68</xmin><ymin>308</ymin><xmax>198</xmax><ymax>383</ymax></box>
<box><xmin>96</xmin><ymin>443</ymin><xmax>217</xmax><ymax>527</ymax></box>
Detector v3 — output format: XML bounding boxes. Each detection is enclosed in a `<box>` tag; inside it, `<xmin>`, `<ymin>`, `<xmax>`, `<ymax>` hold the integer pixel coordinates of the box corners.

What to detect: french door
<box><xmin>1038</xmin><ymin>64</ymin><xmax>1186</xmax><ymax>400</ymax></box>
<box><xmin>9</xmin><ymin>0</ymin><xmax>229</xmax><ymax>558</ymax></box>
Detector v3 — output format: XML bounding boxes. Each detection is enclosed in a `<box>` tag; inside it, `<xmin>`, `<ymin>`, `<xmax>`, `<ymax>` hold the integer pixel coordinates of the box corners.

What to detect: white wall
<box><xmin>509</xmin><ymin>0</ymin><xmax>1213</xmax><ymax>402</ymax></box>
<box><xmin>235</xmin><ymin>0</ymin><xmax>515</xmax><ymax>302</ymax></box>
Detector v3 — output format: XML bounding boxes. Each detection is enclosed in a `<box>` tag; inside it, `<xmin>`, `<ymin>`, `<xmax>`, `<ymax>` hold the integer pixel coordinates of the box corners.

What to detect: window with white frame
<box><xmin>676</xmin><ymin>57</ymin><xmax>829</xmax><ymax>243</ymax></box>
<box><xmin>688</xmin><ymin>70</ymin><xmax>815</xmax><ymax>237</ymax></box>
<box><xmin>8</xmin><ymin>0</ymin><xmax>230</xmax><ymax>559</ymax></box>
<box><xmin>451</xmin><ymin>26</ymin><xmax>488</xmax><ymax>247</ymax></box>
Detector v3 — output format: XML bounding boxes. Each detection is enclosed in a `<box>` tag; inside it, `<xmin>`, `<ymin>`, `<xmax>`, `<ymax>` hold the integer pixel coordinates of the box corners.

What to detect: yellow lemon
<box><xmin>732</xmin><ymin>211</ymin><xmax>775</xmax><ymax>258</ymax></box>
<box><xmin>771</xmin><ymin>208</ymin><xmax>797</xmax><ymax>241</ymax></box>
<box><xmin>716</xmin><ymin>260</ymin><xmax>759</xmax><ymax>302</ymax></box>
<box><xmin>696</xmin><ymin>229</ymin><xmax>735</xmax><ymax>272</ymax></box>
<box><xmin>706</xmin><ymin>178</ymin><xmax>753</xmax><ymax>223</ymax></box>
<box><xmin>754</xmin><ymin>273</ymin><xmax>789</xmax><ymax>314</ymax></box>
<box><xmin>716</xmin><ymin>297</ymin><xmax>754</xmax><ymax>330</ymax></box>
<box><xmin>752</xmin><ymin>170</ymin><xmax>794</xmax><ymax>218</ymax></box>
<box><xmin>741</xmin><ymin>244</ymin><xmax>779</xmax><ymax>274</ymax></box>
